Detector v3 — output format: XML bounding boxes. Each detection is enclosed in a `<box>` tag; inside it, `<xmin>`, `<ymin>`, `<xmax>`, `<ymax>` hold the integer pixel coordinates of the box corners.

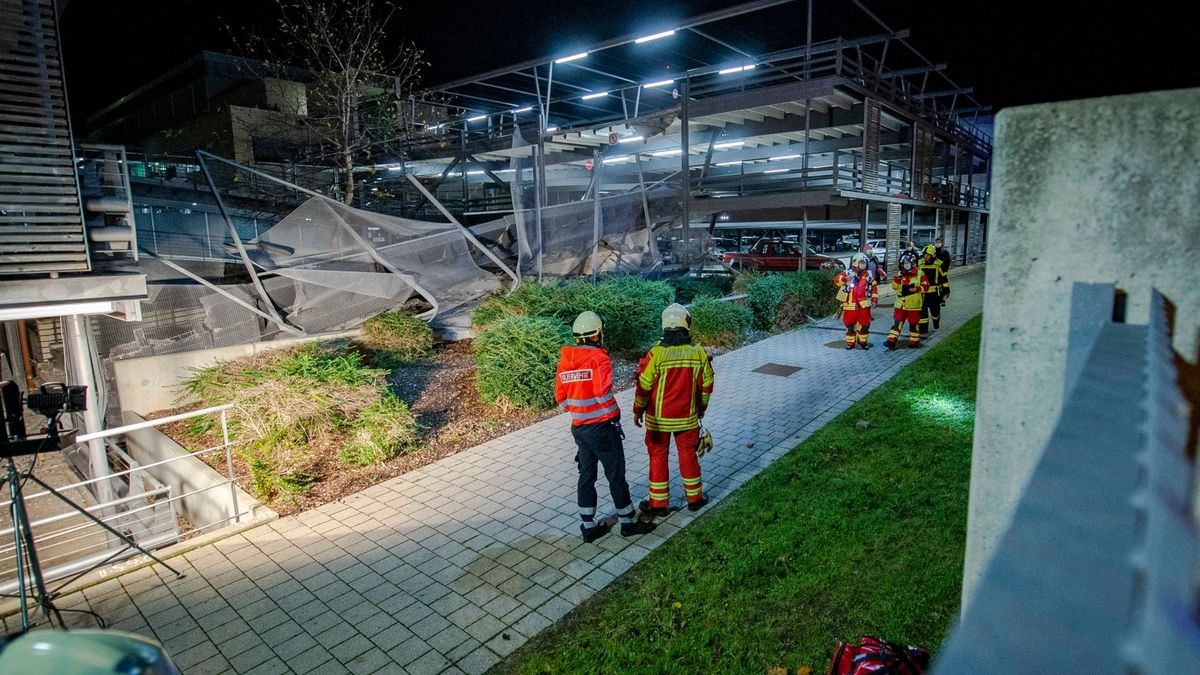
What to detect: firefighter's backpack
<box><xmin>827</xmin><ymin>635</ymin><xmax>929</xmax><ymax>675</ymax></box>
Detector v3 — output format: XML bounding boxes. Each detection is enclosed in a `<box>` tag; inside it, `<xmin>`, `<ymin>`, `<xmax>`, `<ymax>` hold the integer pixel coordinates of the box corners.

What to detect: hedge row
<box><xmin>746</xmin><ymin>269</ymin><xmax>839</xmax><ymax>331</ymax></box>
<box><xmin>473</xmin><ymin>276</ymin><xmax>673</xmax><ymax>353</ymax></box>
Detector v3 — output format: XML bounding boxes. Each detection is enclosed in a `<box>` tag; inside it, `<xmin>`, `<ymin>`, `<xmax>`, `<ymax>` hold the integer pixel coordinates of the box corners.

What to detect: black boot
<box><xmin>885</xmin><ymin>340</ymin><xmax>896</xmax><ymax>351</ymax></box>
<box><xmin>620</xmin><ymin>521</ymin><xmax>657</xmax><ymax>536</ymax></box>
<box><xmin>580</xmin><ymin>521</ymin><xmax>611</xmax><ymax>542</ymax></box>
<box><xmin>687</xmin><ymin>496</ymin><xmax>710</xmax><ymax>512</ymax></box>
<box><xmin>638</xmin><ymin>499</ymin><xmax>671</xmax><ymax>518</ymax></box>
<box><xmin>859</xmin><ymin>341</ymin><xmax>872</xmax><ymax>350</ymax></box>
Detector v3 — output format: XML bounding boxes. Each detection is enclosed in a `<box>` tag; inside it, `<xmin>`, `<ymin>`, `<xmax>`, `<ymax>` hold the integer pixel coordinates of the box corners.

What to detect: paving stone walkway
<box><xmin>4</xmin><ymin>268</ymin><xmax>985</xmax><ymax>674</ymax></box>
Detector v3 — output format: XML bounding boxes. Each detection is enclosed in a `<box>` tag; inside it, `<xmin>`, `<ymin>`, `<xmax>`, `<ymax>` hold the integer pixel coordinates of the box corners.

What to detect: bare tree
<box><xmin>236</xmin><ymin>0</ymin><xmax>431</xmax><ymax>204</ymax></box>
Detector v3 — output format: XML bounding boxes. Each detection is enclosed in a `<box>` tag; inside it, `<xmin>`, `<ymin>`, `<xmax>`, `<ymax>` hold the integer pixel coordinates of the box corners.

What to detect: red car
<box><xmin>722</xmin><ymin>239</ymin><xmax>844</xmax><ymax>272</ymax></box>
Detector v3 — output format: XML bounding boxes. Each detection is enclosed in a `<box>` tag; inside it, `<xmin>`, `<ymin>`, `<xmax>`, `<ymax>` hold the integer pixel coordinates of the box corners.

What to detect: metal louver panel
<box><xmin>0</xmin><ymin>0</ymin><xmax>89</xmax><ymax>275</ymax></box>
<box><xmin>862</xmin><ymin>97</ymin><xmax>880</xmax><ymax>192</ymax></box>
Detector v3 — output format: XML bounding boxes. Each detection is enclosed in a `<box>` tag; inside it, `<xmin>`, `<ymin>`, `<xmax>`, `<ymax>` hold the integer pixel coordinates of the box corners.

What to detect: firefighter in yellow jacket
<box><xmin>633</xmin><ymin>304</ymin><xmax>715</xmax><ymax>516</ymax></box>
<box><xmin>886</xmin><ymin>250</ymin><xmax>929</xmax><ymax>350</ymax></box>
<box><xmin>919</xmin><ymin>244</ymin><xmax>950</xmax><ymax>334</ymax></box>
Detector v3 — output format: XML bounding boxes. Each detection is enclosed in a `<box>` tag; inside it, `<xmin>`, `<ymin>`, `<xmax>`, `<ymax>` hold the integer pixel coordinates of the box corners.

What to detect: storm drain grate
<box><xmin>751</xmin><ymin>363</ymin><xmax>803</xmax><ymax>377</ymax></box>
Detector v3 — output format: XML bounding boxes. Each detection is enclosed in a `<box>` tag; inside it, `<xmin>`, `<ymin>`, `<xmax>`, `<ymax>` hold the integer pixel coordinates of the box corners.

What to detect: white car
<box><xmin>864</xmin><ymin>239</ymin><xmax>887</xmax><ymax>260</ymax></box>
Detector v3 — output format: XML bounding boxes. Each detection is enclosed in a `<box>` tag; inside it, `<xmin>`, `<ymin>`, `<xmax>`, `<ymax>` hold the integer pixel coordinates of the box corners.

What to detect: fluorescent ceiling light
<box><xmin>512</xmin><ymin>106</ymin><xmax>533</xmax><ymax>113</ymax></box>
<box><xmin>605</xmin><ymin>155</ymin><xmax>630</xmax><ymax>162</ymax></box>
<box><xmin>652</xmin><ymin>148</ymin><xmax>683</xmax><ymax>157</ymax></box>
<box><xmin>764</xmin><ymin>168</ymin><xmax>789</xmax><ymax>174</ymax></box>
<box><xmin>582</xmin><ymin>92</ymin><xmax>609</xmax><ymax>100</ymax></box>
<box><xmin>555</xmin><ymin>52</ymin><xmax>588</xmax><ymax>64</ymax></box>
<box><xmin>467</xmin><ymin>115</ymin><xmax>486</xmax><ymax>122</ymax></box>
<box><xmin>545</xmin><ymin>126</ymin><xmax>558</xmax><ymax>132</ymax></box>
<box><xmin>387</xmin><ymin>166</ymin><xmax>403</xmax><ymax>171</ymax></box>
<box><xmin>425</xmin><ymin>124</ymin><xmax>443</xmax><ymax>132</ymax></box>
<box><xmin>769</xmin><ymin>154</ymin><xmax>802</xmax><ymax>161</ymax></box>
<box><xmin>713</xmin><ymin>141</ymin><xmax>743</xmax><ymax>149</ymax></box>
<box><xmin>716</xmin><ymin>161</ymin><xmax>741</xmax><ymax>166</ymax></box>
<box><xmin>718</xmin><ymin>64</ymin><xmax>756</xmax><ymax>75</ymax></box>
<box><xmin>618</xmin><ymin>135</ymin><xmax>644</xmax><ymax>143</ymax></box>
<box><xmin>467</xmin><ymin>170</ymin><xmax>484</xmax><ymax>175</ymax></box>
<box><xmin>0</xmin><ymin>301</ymin><xmax>116</xmax><ymax>321</ymax></box>
<box><xmin>643</xmin><ymin>79</ymin><xmax>676</xmax><ymax>88</ymax></box>
<box><xmin>635</xmin><ymin>30</ymin><xmax>676</xmax><ymax>44</ymax></box>
<box><xmin>497</xmin><ymin>168</ymin><xmax>515</xmax><ymax>173</ymax></box>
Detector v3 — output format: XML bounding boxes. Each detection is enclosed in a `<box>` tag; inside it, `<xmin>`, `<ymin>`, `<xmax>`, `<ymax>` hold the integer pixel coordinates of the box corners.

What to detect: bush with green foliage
<box><xmin>688</xmin><ymin>295</ymin><xmax>753</xmax><ymax>348</ymax></box>
<box><xmin>473</xmin><ymin>315</ymin><xmax>573</xmax><ymax>410</ymax></box>
<box><xmin>340</xmin><ymin>394</ymin><xmax>420</xmax><ymax>466</ymax></box>
<box><xmin>472</xmin><ymin>276</ymin><xmax>673</xmax><ymax>353</ymax></box>
<box><xmin>360</xmin><ymin>311</ymin><xmax>433</xmax><ymax>368</ymax></box>
<box><xmin>668</xmin><ymin>276</ymin><xmax>734</xmax><ymax>304</ymax></box>
<box><xmin>746</xmin><ymin>270</ymin><xmax>840</xmax><ymax>331</ymax></box>
<box><xmin>181</xmin><ymin>342</ymin><xmax>419</xmax><ymax>503</ymax></box>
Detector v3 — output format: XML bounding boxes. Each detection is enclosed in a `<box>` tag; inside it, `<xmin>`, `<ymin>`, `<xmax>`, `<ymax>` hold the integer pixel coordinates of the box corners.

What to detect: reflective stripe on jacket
<box><xmin>834</xmin><ymin>269</ymin><xmax>879</xmax><ymax>310</ymax></box>
<box><xmin>633</xmin><ymin>341</ymin><xmax>714</xmax><ymax>432</ymax></box>
<box><xmin>555</xmin><ymin>345</ymin><xmax>619</xmax><ymax>426</ymax></box>
<box><xmin>920</xmin><ymin>258</ymin><xmax>949</xmax><ymax>293</ymax></box>
<box><xmin>892</xmin><ymin>269</ymin><xmax>929</xmax><ymax>310</ymax></box>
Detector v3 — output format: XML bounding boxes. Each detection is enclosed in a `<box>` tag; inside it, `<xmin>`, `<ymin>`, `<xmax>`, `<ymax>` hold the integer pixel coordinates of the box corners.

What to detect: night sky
<box><xmin>60</xmin><ymin>0</ymin><xmax>1195</xmax><ymax>125</ymax></box>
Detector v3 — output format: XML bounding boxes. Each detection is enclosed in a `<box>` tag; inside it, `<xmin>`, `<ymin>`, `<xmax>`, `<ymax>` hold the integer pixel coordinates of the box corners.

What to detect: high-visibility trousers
<box><xmin>842</xmin><ymin>307</ymin><xmax>873</xmax><ymax>346</ymax></box>
<box><xmin>888</xmin><ymin>308</ymin><xmax>922</xmax><ymax>346</ymax></box>
<box><xmin>645</xmin><ymin>427</ymin><xmax>703</xmax><ymax>508</ymax></box>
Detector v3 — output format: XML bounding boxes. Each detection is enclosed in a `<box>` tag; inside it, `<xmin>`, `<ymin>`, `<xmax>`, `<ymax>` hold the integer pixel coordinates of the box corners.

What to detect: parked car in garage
<box><xmin>722</xmin><ymin>237</ymin><xmax>844</xmax><ymax>272</ymax></box>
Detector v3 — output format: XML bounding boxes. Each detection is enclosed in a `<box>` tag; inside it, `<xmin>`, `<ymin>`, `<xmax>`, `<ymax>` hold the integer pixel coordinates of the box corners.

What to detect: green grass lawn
<box><xmin>494</xmin><ymin>316</ymin><xmax>982</xmax><ymax>675</ymax></box>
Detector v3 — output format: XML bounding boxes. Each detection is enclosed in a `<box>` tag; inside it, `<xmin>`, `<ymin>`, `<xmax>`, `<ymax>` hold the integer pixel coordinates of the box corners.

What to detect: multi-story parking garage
<box><xmin>4</xmin><ymin>0</ymin><xmax>992</xmax><ymax>428</ymax></box>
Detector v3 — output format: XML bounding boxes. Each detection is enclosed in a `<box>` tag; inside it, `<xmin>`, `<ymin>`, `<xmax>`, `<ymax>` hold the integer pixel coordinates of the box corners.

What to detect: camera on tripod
<box><xmin>1</xmin><ymin>380</ymin><xmax>86</xmax><ymax>458</ymax></box>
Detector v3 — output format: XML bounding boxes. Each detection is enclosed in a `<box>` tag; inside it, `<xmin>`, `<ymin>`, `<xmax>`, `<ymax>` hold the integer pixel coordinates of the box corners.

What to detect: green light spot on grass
<box><xmin>904</xmin><ymin>390</ymin><xmax>975</xmax><ymax>424</ymax></box>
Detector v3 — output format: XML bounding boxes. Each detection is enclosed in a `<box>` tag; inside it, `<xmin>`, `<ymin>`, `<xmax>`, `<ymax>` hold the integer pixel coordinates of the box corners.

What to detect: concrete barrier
<box><xmin>122</xmin><ymin>411</ymin><xmax>274</xmax><ymax>532</ymax></box>
<box><xmin>113</xmin><ymin>329</ymin><xmax>360</xmax><ymax>416</ymax></box>
<box><xmin>964</xmin><ymin>88</ymin><xmax>1200</xmax><ymax>609</ymax></box>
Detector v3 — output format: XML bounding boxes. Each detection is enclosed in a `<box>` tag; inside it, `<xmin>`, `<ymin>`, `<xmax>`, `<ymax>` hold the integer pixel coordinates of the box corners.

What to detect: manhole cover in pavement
<box><xmin>752</xmin><ymin>362</ymin><xmax>803</xmax><ymax>377</ymax></box>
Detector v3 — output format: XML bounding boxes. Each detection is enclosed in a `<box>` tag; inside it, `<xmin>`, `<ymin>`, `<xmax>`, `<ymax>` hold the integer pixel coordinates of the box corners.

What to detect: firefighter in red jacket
<box><xmin>886</xmin><ymin>250</ymin><xmax>929</xmax><ymax>350</ymax></box>
<box><xmin>633</xmin><ymin>304</ymin><xmax>715</xmax><ymax>516</ymax></box>
<box><xmin>834</xmin><ymin>253</ymin><xmax>879</xmax><ymax>350</ymax></box>
<box><xmin>556</xmin><ymin>311</ymin><xmax>656</xmax><ymax>542</ymax></box>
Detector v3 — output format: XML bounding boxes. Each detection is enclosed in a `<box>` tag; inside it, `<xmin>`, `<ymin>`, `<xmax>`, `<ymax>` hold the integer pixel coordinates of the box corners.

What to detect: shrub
<box><xmin>689</xmin><ymin>296</ymin><xmax>753</xmax><ymax>348</ymax></box>
<box><xmin>746</xmin><ymin>270</ymin><xmax>841</xmax><ymax>332</ymax></box>
<box><xmin>361</xmin><ymin>311</ymin><xmax>434</xmax><ymax>368</ymax></box>
<box><xmin>668</xmin><ymin>276</ymin><xmax>733</xmax><ymax>304</ymax></box>
<box><xmin>731</xmin><ymin>268</ymin><xmax>762</xmax><ymax>295</ymax></box>
<box><xmin>181</xmin><ymin>342</ymin><xmax>418</xmax><ymax>503</ymax></box>
<box><xmin>471</xmin><ymin>276</ymin><xmax>673</xmax><ymax>352</ymax></box>
<box><xmin>746</xmin><ymin>274</ymin><xmax>788</xmax><ymax>330</ymax></box>
<box><xmin>474</xmin><ymin>315</ymin><xmax>573</xmax><ymax>410</ymax></box>
<box><xmin>340</xmin><ymin>394</ymin><xmax>420</xmax><ymax>466</ymax></box>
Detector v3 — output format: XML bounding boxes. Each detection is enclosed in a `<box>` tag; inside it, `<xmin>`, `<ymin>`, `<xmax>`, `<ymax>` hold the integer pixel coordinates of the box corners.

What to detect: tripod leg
<box><xmin>7</xmin><ymin>468</ymin><xmax>31</xmax><ymax>631</ymax></box>
<box><xmin>13</xmin><ymin>486</ymin><xmax>63</xmax><ymax>627</ymax></box>
<box><xmin>6</xmin><ymin>458</ymin><xmax>60</xmax><ymax>630</ymax></box>
<box><xmin>24</xmin><ymin>473</ymin><xmax>184</xmax><ymax>579</ymax></box>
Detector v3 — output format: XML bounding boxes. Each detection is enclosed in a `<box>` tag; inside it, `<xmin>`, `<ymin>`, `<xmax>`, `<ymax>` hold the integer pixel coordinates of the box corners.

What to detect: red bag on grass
<box><xmin>827</xmin><ymin>635</ymin><xmax>929</xmax><ymax>675</ymax></box>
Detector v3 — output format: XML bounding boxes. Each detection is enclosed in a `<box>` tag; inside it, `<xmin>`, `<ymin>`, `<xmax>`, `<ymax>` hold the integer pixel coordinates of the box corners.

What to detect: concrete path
<box><xmin>4</xmin><ymin>268</ymin><xmax>986</xmax><ymax>674</ymax></box>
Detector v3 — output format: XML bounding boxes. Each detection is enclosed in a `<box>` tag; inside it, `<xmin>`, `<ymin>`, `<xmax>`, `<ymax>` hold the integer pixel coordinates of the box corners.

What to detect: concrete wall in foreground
<box><xmin>112</xmin><ymin>329</ymin><xmax>361</xmax><ymax>416</ymax></box>
<box><xmin>963</xmin><ymin>88</ymin><xmax>1200</xmax><ymax>608</ymax></box>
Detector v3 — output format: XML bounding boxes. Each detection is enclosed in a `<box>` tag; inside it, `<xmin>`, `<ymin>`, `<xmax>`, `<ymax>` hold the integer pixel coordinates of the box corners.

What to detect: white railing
<box><xmin>0</xmin><ymin>404</ymin><xmax>248</xmax><ymax>595</ymax></box>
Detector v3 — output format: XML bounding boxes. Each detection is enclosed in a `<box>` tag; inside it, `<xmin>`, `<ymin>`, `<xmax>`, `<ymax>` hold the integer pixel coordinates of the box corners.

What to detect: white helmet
<box><xmin>662</xmin><ymin>303</ymin><xmax>692</xmax><ymax>330</ymax></box>
<box><xmin>851</xmin><ymin>252</ymin><xmax>867</xmax><ymax>269</ymax></box>
<box><xmin>572</xmin><ymin>311</ymin><xmax>603</xmax><ymax>339</ymax></box>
